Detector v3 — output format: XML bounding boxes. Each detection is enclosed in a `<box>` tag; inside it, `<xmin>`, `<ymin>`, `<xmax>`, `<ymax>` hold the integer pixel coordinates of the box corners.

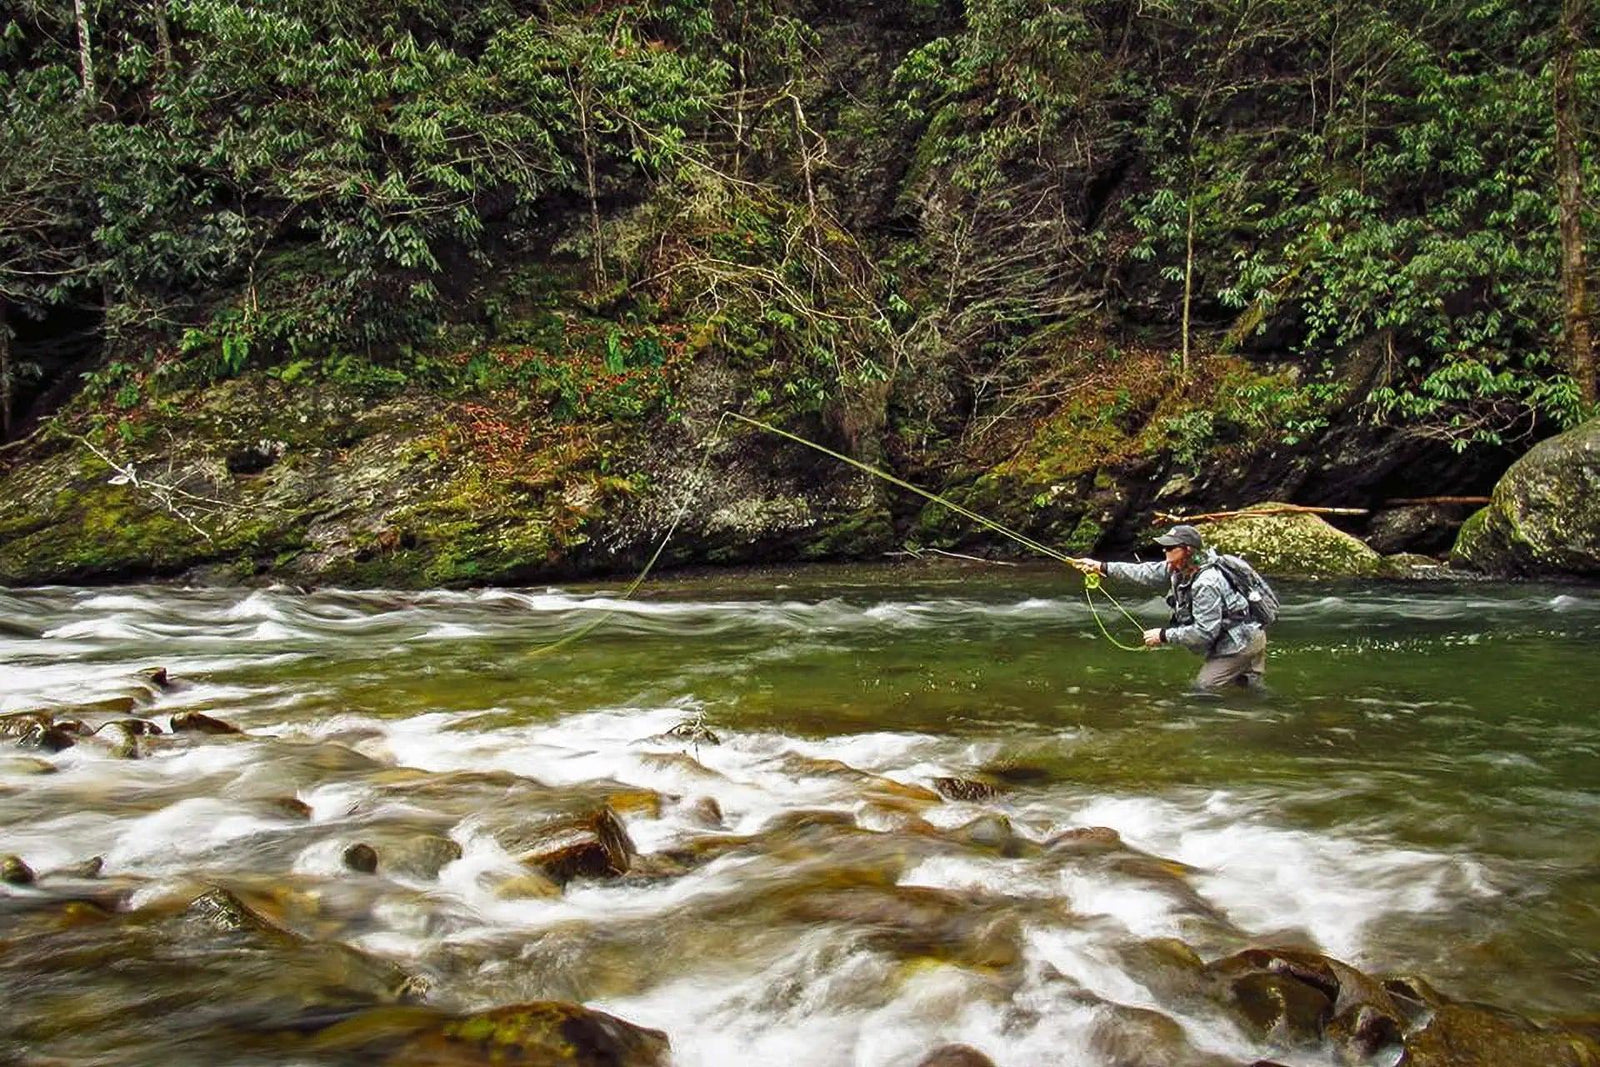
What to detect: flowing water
<box><xmin>2</xmin><ymin>565</ymin><xmax>1598</xmax><ymax>1065</ymax></box>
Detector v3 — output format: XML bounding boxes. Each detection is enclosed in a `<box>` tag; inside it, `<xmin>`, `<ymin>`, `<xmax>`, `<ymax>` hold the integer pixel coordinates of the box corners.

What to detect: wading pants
<box><xmin>1192</xmin><ymin>629</ymin><xmax>1268</xmax><ymax>692</ymax></box>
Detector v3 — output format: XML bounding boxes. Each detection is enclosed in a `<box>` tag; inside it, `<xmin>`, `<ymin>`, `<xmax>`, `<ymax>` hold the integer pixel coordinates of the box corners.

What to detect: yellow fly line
<box><xmin>528</xmin><ymin>410</ymin><xmax>1149</xmax><ymax>654</ymax></box>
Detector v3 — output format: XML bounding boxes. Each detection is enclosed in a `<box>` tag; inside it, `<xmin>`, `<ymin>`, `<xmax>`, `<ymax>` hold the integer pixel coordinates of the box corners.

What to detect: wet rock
<box><xmin>1088</xmin><ymin>1002</ymin><xmax>1237</xmax><ymax>1067</ymax></box>
<box><xmin>492</xmin><ymin>871</ymin><xmax>563</xmax><ymax>901</ymax></box>
<box><xmin>266</xmin><ymin>796</ymin><xmax>314</xmax><ymax>820</ymax></box>
<box><xmin>1225</xmin><ymin>971</ymin><xmax>1332</xmax><ymax>1047</ymax></box>
<box><xmin>1045</xmin><ymin>825</ymin><xmax>1124</xmax><ymax>852</ymax></box>
<box><xmin>680</xmin><ymin>795</ymin><xmax>723</xmax><ymax>828</ymax></box>
<box><xmin>376</xmin><ymin>833</ymin><xmax>462</xmax><ymax>880</ymax></box>
<box><xmin>1401</xmin><ymin>1001</ymin><xmax>1600</xmax><ymax>1066</ymax></box>
<box><xmin>1380</xmin><ymin>552</ymin><xmax>1453</xmax><ymax>579</ymax></box>
<box><xmin>915</xmin><ymin>1044</ymin><xmax>996</xmax><ymax>1067</ymax></box>
<box><xmin>1210</xmin><ymin>946</ymin><xmax>1408</xmax><ymax>1061</ymax></box>
<box><xmin>949</xmin><ymin>813</ymin><xmax>1033</xmax><ymax>858</ymax></box>
<box><xmin>170</xmin><ymin>711</ymin><xmax>242</xmax><ymax>735</ymax></box>
<box><xmin>0</xmin><ymin>712</ymin><xmax>52</xmax><ymax>738</ymax></box>
<box><xmin>776</xmin><ymin>754</ymin><xmax>942</xmax><ymax>803</ymax></box>
<box><xmin>2</xmin><ymin>854</ymin><xmax>36</xmax><ymax>885</ymax></box>
<box><xmin>787</xmin><ymin>884</ymin><xmax>1022</xmax><ymax>970</ymax></box>
<box><xmin>1197</xmin><ymin>503</ymin><xmax>1385</xmax><ymax>577</ymax></box>
<box><xmin>0</xmin><ymin>756</ymin><xmax>58</xmax><ymax>775</ymax></box>
<box><xmin>139</xmin><ymin>666</ymin><xmax>171</xmax><ymax>689</ymax></box>
<box><xmin>930</xmin><ymin>776</ymin><xmax>1002</xmax><ymax>802</ymax></box>
<box><xmin>17</xmin><ymin>722</ymin><xmax>76</xmax><ymax>752</ymax></box>
<box><xmin>185</xmin><ymin>887</ymin><xmax>279</xmax><ymax>934</ymax></box>
<box><xmin>662</xmin><ymin>718</ymin><xmax>720</xmax><ymax>746</ymax></box>
<box><xmin>388</xmin><ymin>1001</ymin><xmax>670</xmax><ymax>1067</ymax></box>
<box><xmin>1452</xmin><ymin>414</ymin><xmax>1600</xmax><ymax>578</ymax></box>
<box><xmin>343</xmin><ymin>843</ymin><xmax>379</xmax><ymax>874</ymax></box>
<box><xmin>54</xmin><ymin>856</ymin><xmax>104</xmax><ymax>879</ymax></box>
<box><xmin>604</xmin><ymin>789</ymin><xmax>664</xmax><ymax>819</ymax></box>
<box><xmin>89</xmin><ymin>721</ymin><xmax>143</xmax><ymax>759</ymax></box>
<box><xmin>511</xmin><ymin>806</ymin><xmax>635</xmax><ymax>885</ymax></box>
<box><xmin>1327</xmin><ymin>1002</ymin><xmax>1403</xmax><ymax>1061</ymax></box>
<box><xmin>103</xmin><ymin>718</ymin><xmax>163</xmax><ymax>736</ymax></box>
<box><xmin>1366</xmin><ymin>504</ymin><xmax>1468</xmax><ymax>555</ymax></box>
<box><xmin>761</xmin><ymin>808</ymin><xmax>857</xmax><ymax>835</ymax></box>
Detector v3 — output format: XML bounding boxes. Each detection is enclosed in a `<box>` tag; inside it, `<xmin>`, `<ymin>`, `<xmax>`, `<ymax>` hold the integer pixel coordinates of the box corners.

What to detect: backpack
<box><xmin>1206</xmin><ymin>554</ymin><xmax>1280</xmax><ymax>627</ymax></box>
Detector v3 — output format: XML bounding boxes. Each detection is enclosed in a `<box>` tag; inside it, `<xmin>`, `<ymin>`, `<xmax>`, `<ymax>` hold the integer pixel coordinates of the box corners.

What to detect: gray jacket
<box><xmin>1104</xmin><ymin>550</ymin><xmax>1262</xmax><ymax>657</ymax></box>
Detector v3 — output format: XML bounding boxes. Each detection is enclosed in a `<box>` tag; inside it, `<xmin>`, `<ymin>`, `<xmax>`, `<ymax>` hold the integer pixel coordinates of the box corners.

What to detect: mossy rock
<box><xmin>1196</xmin><ymin>503</ymin><xmax>1384</xmax><ymax>577</ymax></box>
<box><xmin>389</xmin><ymin>1002</ymin><xmax>670</xmax><ymax>1066</ymax></box>
<box><xmin>1400</xmin><ymin>1002</ymin><xmax>1600</xmax><ymax>1066</ymax></box>
<box><xmin>1450</xmin><ymin>415</ymin><xmax>1600</xmax><ymax>578</ymax></box>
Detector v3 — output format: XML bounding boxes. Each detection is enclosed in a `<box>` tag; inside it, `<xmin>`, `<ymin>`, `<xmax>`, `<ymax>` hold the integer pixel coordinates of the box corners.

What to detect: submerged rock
<box><xmin>388</xmin><ymin>1001</ymin><xmax>670</xmax><ymax>1066</ymax></box>
<box><xmin>1195</xmin><ymin>504</ymin><xmax>1384</xmax><ymax>577</ymax></box>
<box><xmin>1401</xmin><ymin>1001</ymin><xmax>1600</xmax><ymax>1066</ymax></box>
<box><xmin>1452</xmin><ymin>415</ymin><xmax>1600</xmax><ymax>577</ymax></box>
<box><xmin>914</xmin><ymin>1044</ymin><xmax>996</xmax><ymax>1067</ymax></box>
<box><xmin>2</xmin><ymin>854</ymin><xmax>36</xmax><ymax>885</ymax></box>
<box><xmin>17</xmin><ymin>722</ymin><xmax>76</xmax><ymax>752</ymax></box>
<box><xmin>930</xmin><ymin>776</ymin><xmax>1003</xmax><ymax>802</ymax></box>
<box><xmin>343</xmin><ymin>843</ymin><xmax>380</xmax><ymax>874</ymax></box>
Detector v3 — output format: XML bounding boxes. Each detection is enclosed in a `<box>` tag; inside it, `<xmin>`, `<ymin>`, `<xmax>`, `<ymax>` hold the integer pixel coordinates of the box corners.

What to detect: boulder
<box><xmin>510</xmin><ymin>807</ymin><xmax>635</xmax><ymax>885</ymax></box>
<box><xmin>1401</xmin><ymin>1002</ymin><xmax>1600</xmax><ymax>1066</ymax></box>
<box><xmin>388</xmin><ymin>1002</ymin><xmax>670</xmax><ymax>1066</ymax></box>
<box><xmin>170</xmin><ymin>712</ymin><xmax>242</xmax><ymax>735</ymax></box>
<box><xmin>1195</xmin><ymin>504</ymin><xmax>1384</xmax><ymax>577</ymax></box>
<box><xmin>1451</xmin><ymin>416</ymin><xmax>1600</xmax><ymax>577</ymax></box>
<box><xmin>1366</xmin><ymin>504</ymin><xmax>1468</xmax><ymax>555</ymax></box>
<box><xmin>2</xmin><ymin>854</ymin><xmax>36</xmax><ymax>885</ymax></box>
<box><xmin>930</xmin><ymin>776</ymin><xmax>1003</xmax><ymax>802</ymax></box>
<box><xmin>914</xmin><ymin>1045</ymin><xmax>996</xmax><ymax>1067</ymax></box>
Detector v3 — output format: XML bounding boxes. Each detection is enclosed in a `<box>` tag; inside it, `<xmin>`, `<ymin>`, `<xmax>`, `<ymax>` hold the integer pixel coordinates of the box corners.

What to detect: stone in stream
<box><xmin>139</xmin><ymin>666</ymin><xmax>171</xmax><ymax>689</ymax></box>
<box><xmin>169</xmin><ymin>711</ymin><xmax>242</xmax><ymax>735</ymax></box>
<box><xmin>929</xmin><ymin>776</ymin><xmax>1003</xmax><ymax>802</ymax></box>
<box><xmin>510</xmin><ymin>806</ymin><xmax>635</xmax><ymax>885</ymax></box>
<box><xmin>45</xmin><ymin>856</ymin><xmax>104</xmax><ymax>880</ymax></box>
<box><xmin>1400</xmin><ymin>1002</ymin><xmax>1600</xmax><ymax>1066</ymax></box>
<box><xmin>0</xmin><ymin>755</ymin><xmax>58</xmax><ymax>775</ymax></box>
<box><xmin>365</xmin><ymin>832</ymin><xmax>462</xmax><ymax>880</ymax></box>
<box><xmin>88</xmin><ymin>721</ymin><xmax>143</xmax><ymax>759</ymax></box>
<box><xmin>1</xmin><ymin>854</ymin><xmax>36</xmax><ymax>885</ymax></box>
<box><xmin>17</xmin><ymin>722</ymin><xmax>76</xmax><ymax>752</ymax></box>
<box><xmin>914</xmin><ymin>1045</ymin><xmax>996</xmax><ymax>1067</ymax></box>
<box><xmin>1452</xmin><ymin>413</ymin><xmax>1600</xmax><ymax>578</ymax></box>
<box><xmin>0</xmin><ymin>712</ymin><xmax>53</xmax><ymax>738</ymax></box>
<box><xmin>386</xmin><ymin>1001</ymin><xmax>670</xmax><ymax>1066</ymax></box>
<box><xmin>343</xmin><ymin>843</ymin><xmax>380</xmax><ymax>873</ymax></box>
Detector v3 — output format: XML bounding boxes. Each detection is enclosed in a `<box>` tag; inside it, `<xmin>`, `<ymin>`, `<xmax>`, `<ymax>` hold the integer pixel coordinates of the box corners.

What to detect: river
<box><xmin>2</xmin><ymin>565</ymin><xmax>1597</xmax><ymax>1065</ymax></box>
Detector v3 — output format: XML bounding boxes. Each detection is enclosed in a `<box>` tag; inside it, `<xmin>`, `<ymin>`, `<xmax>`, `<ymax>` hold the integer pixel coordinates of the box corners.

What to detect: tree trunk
<box><xmin>1555</xmin><ymin>0</ymin><xmax>1595</xmax><ymax>407</ymax></box>
<box><xmin>152</xmin><ymin>0</ymin><xmax>174</xmax><ymax>71</ymax></box>
<box><xmin>1181</xmin><ymin>194</ymin><xmax>1195</xmax><ymax>380</ymax></box>
<box><xmin>75</xmin><ymin>0</ymin><xmax>96</xmax><ymax>101</ymax></box>
<box><xmin>1</xmin><ymin>299</ymin><xmax>12</xmax><ymax>439</ymax></box>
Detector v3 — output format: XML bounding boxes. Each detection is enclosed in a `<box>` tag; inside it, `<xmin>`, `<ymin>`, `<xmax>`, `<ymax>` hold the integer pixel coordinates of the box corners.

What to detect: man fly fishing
<box><xmin>1074</xmin><ymin>524</ymin><xmax>1272</xmax><ymax>693</ymax></box>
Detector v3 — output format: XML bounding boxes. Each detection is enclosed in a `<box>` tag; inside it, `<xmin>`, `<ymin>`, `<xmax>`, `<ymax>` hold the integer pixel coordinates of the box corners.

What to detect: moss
<box><xmin>1199</xmin><ymin>505</ymin><xmax>1384</xmax><ymax>578</ymax></box>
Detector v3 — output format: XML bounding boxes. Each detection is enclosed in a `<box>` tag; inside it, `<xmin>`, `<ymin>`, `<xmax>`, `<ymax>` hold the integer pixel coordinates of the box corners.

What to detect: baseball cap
<box><xmin>1153</xmin><ymin>524</ymin><xmax>1204</xmax><ymax>549</ymax></box>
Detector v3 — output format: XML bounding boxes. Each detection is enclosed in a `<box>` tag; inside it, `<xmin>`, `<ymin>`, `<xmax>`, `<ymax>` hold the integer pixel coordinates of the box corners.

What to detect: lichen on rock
<box><xmin>1451</xmin><ymin>415</ymin><xmax>1600</xmax><ymax>578</ymax></box>
<box><xmin>1194</xmin><ymin>504</ymin><xmax>1384</xmax><ymax>577</ymax></box>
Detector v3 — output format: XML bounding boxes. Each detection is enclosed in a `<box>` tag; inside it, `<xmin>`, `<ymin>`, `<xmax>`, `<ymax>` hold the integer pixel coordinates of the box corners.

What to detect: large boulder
<box><xmin>1194</xmin><ymin>504</ymin><xmax>1384</xmax><ymax>577</ymax></box>
<box><xmin>1451</xmin><ymin>416</ymin><xmax>1600</xmax><ymax>577</ymax></box>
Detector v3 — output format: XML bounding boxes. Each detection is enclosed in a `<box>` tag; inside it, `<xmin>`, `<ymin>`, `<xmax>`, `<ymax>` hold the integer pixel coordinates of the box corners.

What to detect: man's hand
<box><xmin>1142</xmin><ymin>628</ymin><xmax>1163</xmax><ymax>648</ymax></box>
<box><xmin>1074</xmin><ymin>558</ymin><xmax>1102</xmax><ymax>576</ymax></box>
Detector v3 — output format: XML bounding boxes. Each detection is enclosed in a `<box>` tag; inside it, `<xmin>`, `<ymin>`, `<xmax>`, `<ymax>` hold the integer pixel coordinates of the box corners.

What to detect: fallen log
<box><xmin>1155</xmin><ymin>505</ymin><xmax>1368</xmax><ymax>524</ymax></box>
